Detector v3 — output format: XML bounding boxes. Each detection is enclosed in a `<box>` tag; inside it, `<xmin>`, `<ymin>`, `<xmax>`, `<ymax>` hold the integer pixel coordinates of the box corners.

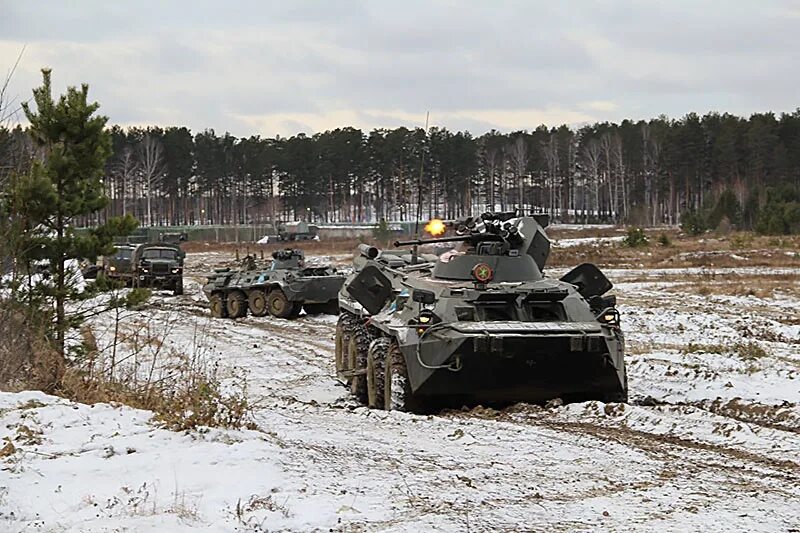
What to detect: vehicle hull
<box><xmin>397</xmin><ymin>321</ymin><xmax>626</xmax><ymax>409</ymax></box>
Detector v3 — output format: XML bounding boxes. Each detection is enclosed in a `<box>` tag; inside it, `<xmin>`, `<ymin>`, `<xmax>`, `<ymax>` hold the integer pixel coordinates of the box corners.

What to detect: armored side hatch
<box><xmin>560</xmin><ymin>263</ymin><xmax>612</xmax><ymax>298</ymax></box>
<box><xmin>346</xmin><ymin>264</ymin><xmax>393</xmax><ymax>315</ymax></box>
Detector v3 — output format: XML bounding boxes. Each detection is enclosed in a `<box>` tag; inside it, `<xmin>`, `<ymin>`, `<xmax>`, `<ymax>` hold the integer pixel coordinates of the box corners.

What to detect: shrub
<box><xmin>0</xmin><ymin>298</ymin><xmax>63</xmax><ymax>393</ymax></box>
<box><xmin>709</xmin><ymin>190</ymin><xmax>741</xmax><ymax>228</ymax></box>
<box><xmin>756</xmin><ymin>185</ymin><xmax>800</xmax><ymax>235</ymax></box>
<box><xmin>93</xmin><ymin>273</ymin><xmax>125</xmax><ymax>292</ymax></box>
<box><xmin>372</xmin><ymin>218</ymin><xmax>393</xmax><ymax>244</ymax></box>
<box><xmin>681</xmin><ymin>210</ymin><xmax>707</xmax><ymax>236</ymax></box>
<box><xmin>657</xmin><ymin>233</ymin><xmax>672</xmax><ymax>247</ymax></box>
<box><xmin>622</xmin><ymin>227</ymin><xmax>649</xmax><ymax>247</ymax></box>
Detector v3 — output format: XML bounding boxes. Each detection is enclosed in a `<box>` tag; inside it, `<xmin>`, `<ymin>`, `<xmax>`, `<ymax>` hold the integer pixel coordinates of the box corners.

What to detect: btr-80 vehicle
<box><xmin>203</xmin><ymin>249</ymin><xmax>345</xmax><ymax>319</ymax></box>
<box><xmin>336</xmin><ymin>212</ymin><xmax>627</xmax><ymax>412</ymax></box>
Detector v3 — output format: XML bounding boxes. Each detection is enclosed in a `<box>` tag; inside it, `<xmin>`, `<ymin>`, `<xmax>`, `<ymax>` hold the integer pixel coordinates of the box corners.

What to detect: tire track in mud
<box><xmin>445</xmin><ymin>404</ymin><xmax>800</xmax><ymax>491</ymax></box>
<box><xmin>634</xmin><ymin>396</ymin><xmax>800</xmax><ymax>435</ymax></box>
<box><xmin>147</xmin><ymin>294</ymin><xmax>343</xmax><ymax>405</ymax></box>
<box><xmin>153</xmin><ymin>287</ymin><xmax>800</xmax><ymax>493</ymax></box>
<box><xmin>150</xmin><ymin>295</ymin><xmax>336</xmax><ymax>363</ymax></box>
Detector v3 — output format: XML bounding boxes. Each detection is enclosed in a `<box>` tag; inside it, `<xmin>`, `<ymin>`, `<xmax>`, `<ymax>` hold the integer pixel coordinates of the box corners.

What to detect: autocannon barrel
<box><xmin>358</xmin><ymin>243</ymin><xmax>380</xmax><ymax>259</ymax></box>
<box><xmin>394</xmin><ymin>233</ymin><xmax>505</xmax><ymax>247</ymax></box>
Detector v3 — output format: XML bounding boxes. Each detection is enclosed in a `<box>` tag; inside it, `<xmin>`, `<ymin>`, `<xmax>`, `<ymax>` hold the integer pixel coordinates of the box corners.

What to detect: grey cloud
<box><xmin>2</xmin><ymin>0</ymin><xmax>799</xmax><ymax>137</ymax></box>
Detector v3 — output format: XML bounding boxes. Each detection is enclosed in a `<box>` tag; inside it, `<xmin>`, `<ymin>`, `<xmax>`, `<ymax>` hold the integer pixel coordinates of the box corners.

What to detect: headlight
<box><xmin>171</xmin><ymin>268</ymin><xmax>181</xmax><ymax>273</ymax></box>
<box><xmin>141</xmin><ymin>268</ymin><xmax>149</xmax><ymax>273</ymax></box>
<box><xmin>109</xmin><ymin>266</ymin><xmax>116</xmax><ymax>272</ymax></box>
<box><xmin>598</xmin><ymin>308</ymin><xmax>620</xmax><ymax>327</ymax></box>
<box><xmin>414</xmin><ymin>309</ymin><xmax>440</xmax><ymax>327</ymax></box>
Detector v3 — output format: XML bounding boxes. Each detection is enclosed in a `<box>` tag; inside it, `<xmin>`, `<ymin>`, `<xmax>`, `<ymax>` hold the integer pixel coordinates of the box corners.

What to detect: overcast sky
<box><xmin>2</xmin><ymin>1</ymin><xmax>798</xmax><ymax>137</ymax></box>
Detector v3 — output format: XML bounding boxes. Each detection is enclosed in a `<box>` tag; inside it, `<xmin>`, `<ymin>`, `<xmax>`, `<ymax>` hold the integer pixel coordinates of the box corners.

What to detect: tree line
<box><xmin>2</xmin><ymin>107</ymin><xmax>800</xmax><ymax>233</ymax></box>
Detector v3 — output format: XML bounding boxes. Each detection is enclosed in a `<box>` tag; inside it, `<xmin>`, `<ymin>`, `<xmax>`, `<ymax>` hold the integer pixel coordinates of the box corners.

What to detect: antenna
<box><xmin>412</xmin><ymin>111</ymin><xmax>430</xmax><ymax>264</ymax></box>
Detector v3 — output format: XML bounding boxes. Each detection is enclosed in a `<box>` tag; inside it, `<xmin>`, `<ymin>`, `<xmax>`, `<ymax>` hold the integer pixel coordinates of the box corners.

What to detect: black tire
<box><xmin>335</xmin><ymin>313</ymin><xmax>356</xmax><ymax>377</ymax></box>
<box><xmin>367</xmin><ymin>338</ymin><xmax>389</xmax><ymax>409</ymax></box>
<box><xmin>322</xmin><ymin>300</ymin><xmax>340</xmax><ymax>315</ymax></box>
<box><xmin>173</xmin><ymin>279</ymin><xmax>184</xmax><ymax>296</ymax></box>
<box><xmin>267</xmin><ymin>289</ymin><xmax>293</xmax><ymax>318</ymax></box>
<box><xmin>227</xmin><ymin>290</ymin><xmax>248</xmax><ymax>318</ymax></box>
<box><xmin>248</xmin><ymin>289</ymin><xmax>269</xmax><ymax>317</ymax></box>
<box><xmin>303</xmin><ymin>303</ymin><xmax>324</xmax><ymax>315</ymax></box>
<box><xmin>347</xmin><ymin>320</ymin><xmax>373</xmax><ymax>404</ymax></box>
<box><xmin>384</xmin><ymin>340</ymin><xmax>412</xmax><ymax>411</ymax></box>
<box><xmin>209</xmin><ymin>293</ymin><xmax>228</xmax><ymax>318</ymax></box>
<box><xmin>603</xmin><ymin>390</ymin><xmax>629</xmax><ymax>403</ymax></box>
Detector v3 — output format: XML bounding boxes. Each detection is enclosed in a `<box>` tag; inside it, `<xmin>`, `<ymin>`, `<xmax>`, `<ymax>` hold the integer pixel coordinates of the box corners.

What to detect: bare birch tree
<box><xmin>541</xmin><ymin>133</ymin><xmax>559</xmax><ymax>214</ymax></box>
<box><xmin>113</xmin><ymin>145</ymin><xmax>137</xmax><ymax>216</ymax></box>
<box><xmin>612</xmin><ymin>133</ymin><xmax>627</xmax><ymax>222</ymax></box>
<box><xmin>483</xmin><ymin>147</ymin><xmax>499</xmax><ymax>210</ymax></box>
<box><xmin>508</xmin><ymin>135</ymin><xmax>528</xmax><ymax>210</ymax></box>
<box><xmin>138</xmin><ymin>134</ymin><xmax>165</xmax><ymax>226</ymax></box>
<box><xmin>582</xmin><ymin>139</ymin><xmax>601</xmax><ymax>220</ymax></box>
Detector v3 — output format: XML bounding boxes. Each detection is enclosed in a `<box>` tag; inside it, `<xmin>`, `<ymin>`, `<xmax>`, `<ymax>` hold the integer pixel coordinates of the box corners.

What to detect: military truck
<box><xmin>100</xmin><ymin>244</ymin><xmax>139</xmax><ymax>285</ymax></box>
<box><xmin>132</xmin><ymin>242</ymin><xmax>185</xmax><ymax>295</ymax></box>
<box><xmin>203</xmin><ymin>249</ymin><xmax>345</xmax><ymax>319</ymax></box>
<box><xmin>335</xmin><ymin>211</ymin><xmax>627</xmax><ymax>412</ymax></box>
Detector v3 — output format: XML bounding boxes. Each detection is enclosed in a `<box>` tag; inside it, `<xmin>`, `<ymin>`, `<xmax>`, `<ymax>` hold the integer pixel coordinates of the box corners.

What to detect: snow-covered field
<box><xmin>2</xmin><ymin>253</ymin><xmax>799</xmax><ymax>532</ymax></box>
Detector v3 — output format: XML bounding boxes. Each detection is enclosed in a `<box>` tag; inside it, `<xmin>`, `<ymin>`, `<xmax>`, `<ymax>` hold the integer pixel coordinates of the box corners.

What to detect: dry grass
<box><xmin>548</xmin><ymin>231</ymin><xmax>800</xmax><ymax>269</ymax></box>
<box><xmin>658</xmin><ymin>273</ymin><xmax>800</xmax><ymax>299</ymax></box>
<box><xmin>59</xmin><ymin>322</ymin><xmax>253</xmax><ymax>432</ymax></box>
<box><xmin>0</xmin><ymin>300</ymin><xmax>64</xmax><ymax>393</ymax></box>
<box><xmin>182</xmin><ymin>229</ymin><xmax>799</xmax><ymax>270</ymax></box>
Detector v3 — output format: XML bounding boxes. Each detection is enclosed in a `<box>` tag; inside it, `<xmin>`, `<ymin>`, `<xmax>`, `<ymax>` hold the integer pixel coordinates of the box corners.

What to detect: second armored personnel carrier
<box><xmin>203</xmin><ymin>249</ymin><xmax>345</xmax><ymax>319</ymax></box>
<box><xmin>336</xmin><ymin>212</ymin><xmax>627</xmax><ymax>412</ymax></box>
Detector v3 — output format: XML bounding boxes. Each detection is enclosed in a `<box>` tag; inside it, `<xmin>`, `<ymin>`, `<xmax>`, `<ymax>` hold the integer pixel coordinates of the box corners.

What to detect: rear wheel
<box><xmin>209</xmin><ymin>293</ymin><xmax>228</xmax><ymax>318</ymax></box>
<box><xmin>384</xmin><ymin>340</ymin><xmax>411</xmax><ymax>411</ymax></box>
<box><xmin>367</xmin><ymin>338</ymin><xmax>389</xmax><ymax>408</ymax></box>
<box><xmin>267</xmin><ymin>289</ymin><xmax>293</xmax><ymax>318</ymax></box>
<box><xmin>248</xmin><ymin>289</ymin><xmax>269</xmax><ymax>317</ymax></box>
<box><xmin>227</xmin><ymin>290</ymin><xmax>248</xmax><ymax>318</ymax></box>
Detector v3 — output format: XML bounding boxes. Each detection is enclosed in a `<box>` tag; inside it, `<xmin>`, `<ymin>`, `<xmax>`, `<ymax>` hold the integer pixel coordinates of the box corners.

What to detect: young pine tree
<box><xmin>17</xmin><ymin>69</ymin><xmax>136</xmax><ymax>357</ymax></box>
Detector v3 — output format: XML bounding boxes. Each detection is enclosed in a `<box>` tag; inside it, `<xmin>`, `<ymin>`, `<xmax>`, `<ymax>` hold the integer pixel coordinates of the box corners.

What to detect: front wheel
<box><xmin>173</xmin><ymin>279</ymin><xmax>184</xmax><ymax>296</ymax></box>
<box><xmin>267</xmin><ymin>289</ymin><xmax>293</xmax><ymax>318</ymax></box>
<box><xmin>384</xmin><ymin>340</ymin><xmax>411</xmax><ymax>411</ymax></box>
<box><xmin>367</xmin><ymin>338</ymin><xmax>389</xmax><ymax>408</ymax></box>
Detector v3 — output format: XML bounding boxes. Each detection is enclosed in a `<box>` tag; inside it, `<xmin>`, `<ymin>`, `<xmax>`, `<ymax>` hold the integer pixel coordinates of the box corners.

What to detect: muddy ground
<box><xmin>2</xmin><ymin>233</ymin><xmax>799</xmax><ymax>532</ymax></box>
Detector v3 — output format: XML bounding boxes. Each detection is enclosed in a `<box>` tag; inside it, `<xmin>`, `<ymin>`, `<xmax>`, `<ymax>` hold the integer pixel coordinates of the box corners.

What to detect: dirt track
<box><xmin>82</xmin><ymin>251</ymin><xmax>799</xmax><ymax>531</ymax></box>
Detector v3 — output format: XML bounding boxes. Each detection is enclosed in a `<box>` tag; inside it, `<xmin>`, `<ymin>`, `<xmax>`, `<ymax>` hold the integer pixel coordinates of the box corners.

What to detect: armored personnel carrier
<box><xmin>203</xmin><ymin>249</ymin><xmax>345</xmax><ymax>319</ymax></box>
<box><xmin>336</xmin><ymin>212</ymin><xmax>627</xmax><ymax>412</ymax></box>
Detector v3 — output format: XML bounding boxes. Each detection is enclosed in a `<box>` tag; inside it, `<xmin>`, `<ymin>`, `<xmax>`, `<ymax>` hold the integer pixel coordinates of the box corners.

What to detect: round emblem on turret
<box><xmin>471</xmin><ymin>263</ymin><xmax>493</xmax><ymax>283</ymax></box>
